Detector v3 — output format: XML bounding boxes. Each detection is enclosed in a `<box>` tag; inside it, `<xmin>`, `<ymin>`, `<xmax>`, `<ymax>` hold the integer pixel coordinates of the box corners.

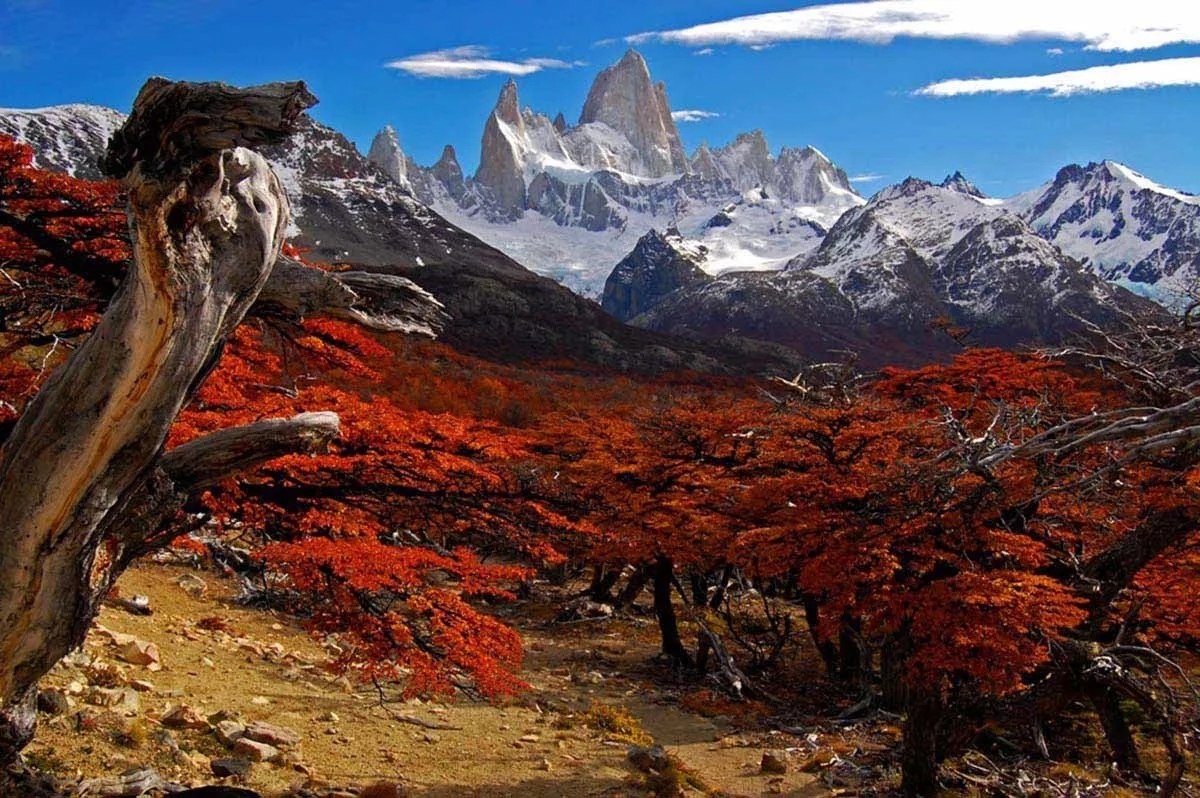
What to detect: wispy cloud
<box><xmin>916</xmin><ymin>56</ymin><xmax>1200</xmax><ymax>97</ymax></box>
<box><xmin>849</xmin><ymin>173</ymin><xmax>887</xmax><ymax>183</ymax></box>
<box><xmin>694</xmin><ymin>47</ymin><xmax>715</xmax><ymax>56</ymax></box>
<box><xmin>671</xmin><ymin>109</ymin><xmax>721</xmax><ymax>122</ymax></box>
<box><xmin>628</xmin><ymin>1</ymin><xmax>1200</xmax><ymax>53</ymax></box>
<box><xmin>387</xmin><ymin>46</ymin><xmax>583</xmax><ymax>79</ymax></box>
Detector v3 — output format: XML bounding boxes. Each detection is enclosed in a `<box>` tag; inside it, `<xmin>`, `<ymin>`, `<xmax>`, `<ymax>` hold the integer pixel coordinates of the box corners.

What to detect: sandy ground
<box><xmin>27</xmin><ymin>562</ymin><xmax>829</xmax><ymax>797</ymax></box>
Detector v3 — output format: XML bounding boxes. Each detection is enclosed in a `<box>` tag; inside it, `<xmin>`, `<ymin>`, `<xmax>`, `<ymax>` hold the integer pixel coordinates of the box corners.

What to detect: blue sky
<box><xmin>2</xmin><ymin>0</ymin><xmax>1199</xmax><ymax>196</ymax></box>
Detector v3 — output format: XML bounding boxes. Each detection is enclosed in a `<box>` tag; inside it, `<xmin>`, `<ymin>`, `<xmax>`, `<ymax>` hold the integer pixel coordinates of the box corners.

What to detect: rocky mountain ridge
<box><xmin>0</xmin><ymin>102</ymin><xmax>801</xmax><ymax>375</ymax></box>
<box><xmin>613</xmin><ymin>178</ymin><xmax>1156</xmax><ymax>366</ymax></box>
<box><xmin>370</xmin><ymin>49</ymin><xmax>866</xmax><ymax>294</ymax></box>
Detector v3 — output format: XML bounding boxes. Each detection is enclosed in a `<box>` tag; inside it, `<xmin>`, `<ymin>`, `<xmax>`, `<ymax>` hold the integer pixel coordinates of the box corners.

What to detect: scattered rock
<box><xmin>243</xmin><ymin>720</ymin><xmax>300</xmax><ymax>748</ymax></box>
<box><xmin>210</xmin><ymin>757</ymin><xmax>253</xmax><ymax>778</ymax></box>
<box><xmin>535</xmin><ymin>757</ymin><xmax>552</xmax><ymax>771</ymax></box>
<box><xmin>177</xmin><ymin>574</ymin><xmax>208</xmax><ymax>597</ymax></box>
<box><xmin>627</xmin><ymin>744</ymin><xmax>671</xmax><ymax>774</ymax></box>
<box><xmin>116</xmin><ymin>638</ymin><xmax>161</xmax><ymax>671</ymax></box>
<box><xmin>37</xmin><ymin>688</ymin><xmax>71</xmax><ymax>715</ymax></box>
<box><xmin>233</xmin><ymin>737</ymin><xmax>280</xmax><ymax>763</ymax></box>
<box><xmin>519</xmin><ymin>734</ymin><xmax>540</xmax><ymax>743</ymax></box>
<box><xmin>215</xmin><ymin>720</ymin><xmax>246</xmax><ymax>746</ymax></box>
<box><xmin>85</xmin><ymin>687</ymin><xmax>139</xmax><ymax>713</ymax></box>
<box><xmin>760</xmin><ymin>749</ymin><xmax>789</xmax><ymax>774</ymax></box>
<box><xmin>161</xmin><ymin>704</ymin><xmax>209</xmax><ymax>730</ymax></box>
<box><xmin>129</xmin><ymin>680</ymin><xmax>155</xmax><ymax>693</ymax></box>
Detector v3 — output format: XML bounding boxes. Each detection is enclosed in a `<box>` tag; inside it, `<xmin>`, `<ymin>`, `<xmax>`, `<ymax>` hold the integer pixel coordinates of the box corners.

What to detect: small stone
<box><xmin>129</xmin><ymin>680</ymin><xmax>155</xmax><ymax>693</ymax></box>
<box><xmin>210</xmin><ymin>757</ymin><xmax>253</xmax><ymax>777</ymax></box>
<box><xmin>536</xmin><ymin>757</ymin><xmax>552</xmax><ymax>771</ymax></box>
<box><xmin>244</xmin><ymin>720</ymin><xmax>301</xmax><ymax>748</ymax></box>
<box><xmin>760</xmin><ymin>749</ymin><xmax>789</xmax><ymax>775</ymax></box>
<box><xmin>234</xmin><ymin>736</ymin><xmax>280</xmax><ymax>762</ymax></box>
<box><xmin>161</xmin><ymin>703</ymin><xmax>209</xmax><ymax>730</ymax></box>
<box><xmin>250</xmin><ymin>695</ymin><xmax>271</xmax><ymax>706</ymax></box>
<box><xmin>316</xmin><ymin>711</ymin><xmax>339</xmax><ymax>723</ymax></box>
<box><xmin>85</xmin><ymin>687</ymin><xmax>139</xmax><ymax>713</ymax></box>
<box><xmin>519</xmin><ymin>734</ymin><xmax>540</xmax><ymax>743</ymax></box>
<box><xmin>116</xmin><ymin>637</ymin><xmax>162</xmax><ymax>671</ymax></box>
<box><xmin>422</xmin><ymin>732</ymin><xmax>440</xmax><ymax>744</ymax></box>
<box><xmin>215</xmin><ymin>720</ymin><xmax>246</xmax><ymax>746</ymax></box>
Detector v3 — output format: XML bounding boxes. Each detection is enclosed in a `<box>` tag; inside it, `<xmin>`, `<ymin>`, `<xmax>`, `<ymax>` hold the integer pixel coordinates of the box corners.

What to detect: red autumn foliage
<box><xmin>4</xmin><ymin>133</ymin><xmax>1199</xmax><ymax>791</ymax></box>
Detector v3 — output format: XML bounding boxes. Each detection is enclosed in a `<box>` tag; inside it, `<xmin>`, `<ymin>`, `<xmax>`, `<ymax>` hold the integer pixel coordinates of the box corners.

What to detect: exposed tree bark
<box><xmin>1087</xmin><ymin>685</ymin><xmax>1141</xmax><ymax>774</ymax></box>
<box><xmin>0</xmin><ymin>78</ymin><xmax>383</xmax><ymax>765</ymax></box>
<box><xmin>901</xmin><ymin>690</ymin><xmax>943</xmax><ymax>797</ymax></box>
<box><xmin>802</xmin><ymin>595</ymin><xmax>841</xmax><ymax>680</ymax></box>
<box><xmin>652</xmin><ymin>557</ymin><xmax>692</xmax><ymax>667</ymax></box>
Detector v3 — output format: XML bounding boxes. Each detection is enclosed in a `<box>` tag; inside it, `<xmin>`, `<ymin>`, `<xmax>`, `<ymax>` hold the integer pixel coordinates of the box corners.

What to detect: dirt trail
<box><xmin>27</xmin><ymin>563</ymin><xmax>828</xmax><ymax>797</ymax></box>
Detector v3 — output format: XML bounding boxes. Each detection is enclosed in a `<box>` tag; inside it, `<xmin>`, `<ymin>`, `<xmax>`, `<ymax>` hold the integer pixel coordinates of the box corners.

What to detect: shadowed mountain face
<box><xmin>0</xmin><ymin>104</ymin><xmax>802</xmax><ymax>376</ymax></box>
<box><xmin>619</xmin><ymin>179</ymin><xmax>1160</xmax><ymax>367</ymax></box>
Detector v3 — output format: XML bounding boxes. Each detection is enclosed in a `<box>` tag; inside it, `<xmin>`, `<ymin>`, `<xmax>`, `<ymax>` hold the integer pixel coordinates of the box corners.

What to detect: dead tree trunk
<box><xmin>0</xmin><ymin>78</ymin><xmax>399</xmax><ymax>765</ymax></box>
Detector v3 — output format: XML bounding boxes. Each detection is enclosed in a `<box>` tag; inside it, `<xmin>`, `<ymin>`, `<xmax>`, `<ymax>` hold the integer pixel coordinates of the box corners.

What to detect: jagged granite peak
<box><xmin>940</xmin><ymin>170</ymin><xmax>986</xmax><ymax>198</ymax></box>
<box><xmin>1005</xmin><ymin>160</ymin><xmax>1200</xmax><ymax>301</ymax></box>
<box><xmin>578</xmin><ymin>48</ymin><xmax>689</xmax><ymax>177</ymax></box>
<box><xmin>475</xmin><ymin>81</ymin><xmax>528</xmax><ymax>217</ymax></box>
<box><xmin>602</xmin><ymin>228</ymin><xmax>712</xmax><ymax>321</ymax></box>
<box><xmin>367</xmin><ymin>125</ymin><xmax>409</xmax><ymax>188</ymax></box>
<box><xmin>0</xmin><ymin>103</ymin><xmax>125</xmax><ymax>179</ymax></box>
<box><xmin>552</xmin><ymin>112</ymin><xmax>567</xmax><ymax>134</ymax></box>
<box><xmin>495</xmin><ymin>78</ymin><xmax>523</xmax><ymax>128</ymax></box>
<box><xmin>776</xmin><ymin>145</ymin><xmax>857</xmax><ymax>205</ymax></box>
<box><xmin>431</xmin><ymin>144</ymin><xmax>466</xmax><ymax>201</ymax></box>
<box><xmin>393</xmin><ymin>51</ymin><xmax>862</xmax><ymax>293</ymax></box>
<box><xmin>714</xmin><ymin>130</ymin><xmax>774</xmax><ymax>189</ymax></box>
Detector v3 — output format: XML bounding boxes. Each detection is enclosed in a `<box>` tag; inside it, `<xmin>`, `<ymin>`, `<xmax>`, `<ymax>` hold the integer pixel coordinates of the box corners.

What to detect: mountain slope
<box><xmin>626</xmin><ymin>178</ymin><xmax>1153</xmax><ymax>366</ymax></box>
<box><xmin>0</xmin><ymin>103</ymin><xmax>800</xmax><ymax>375</ymax></box>
<box><xmin>1006</xmin><ymin>161</ymin><xmax>1200</xmax><ymax>305</ymax></box>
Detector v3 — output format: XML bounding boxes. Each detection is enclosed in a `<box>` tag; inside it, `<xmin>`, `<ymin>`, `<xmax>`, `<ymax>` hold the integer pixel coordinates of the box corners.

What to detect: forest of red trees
<box><xmin>2</xmin><ymin>124</ymin><xmax>1199</xmax><ymax>796</ymax></box>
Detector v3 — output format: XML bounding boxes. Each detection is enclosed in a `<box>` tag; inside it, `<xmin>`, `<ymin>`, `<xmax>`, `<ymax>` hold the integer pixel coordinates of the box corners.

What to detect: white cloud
<box><xmin>916</xmin><ymin>56</ymin><xmax>1200</xmax><ymax>97</ymax></box>
<box><xmin>849</xmin><ymin>173</ymin><xmax>887</xmax><ymax>183</ymax></box>
<box><xmin>628</xmin><ymin>1</ymin><xmax>1200</xmax><ymax>53</ymax></box>
<box><xmin>387</xmin><ymin>46</ymin><xmax>581</xmax><ymax>79</ymax></box>
<box><xmin>671</xmin><ymin>109</ymin><xmax>721</xmax><ymax>122</ymax></box>
<box><xmin>1047</xmin><ymin>47</ymin><xmax>1065</xmax><ymax>56</ymax></box>
<box><xmin>694</xmin><ymin>47</ymin><xmax>715</xmax><ymax>56</ymax></box>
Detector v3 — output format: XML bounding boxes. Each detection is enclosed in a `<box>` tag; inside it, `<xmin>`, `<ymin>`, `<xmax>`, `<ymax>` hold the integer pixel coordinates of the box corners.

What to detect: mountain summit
<box><xmin>380</xmin><ymin>49</ymin><xmax>864</xmax><ymax>294</ymax></box>
<box><xmin>578</xmin><ymin>49</ymin><xmax>688</xmax><ymax>177</ymax></box>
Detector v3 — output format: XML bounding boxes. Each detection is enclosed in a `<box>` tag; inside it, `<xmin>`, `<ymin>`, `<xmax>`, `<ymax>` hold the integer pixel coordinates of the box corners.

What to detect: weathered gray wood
<box><xmin>0</xmin><ymin>79</ymin><xmax>319</xmax><ymax>763</ymax></box>
<box><xmin>258</xmin><ymin>257</ymin><xmax>446</xmax><ymax>335</ymax></box>
<box><xmin>164</xmin><ymin>411</ymin><xmax>339</xmax><ymax>488</ymax></box>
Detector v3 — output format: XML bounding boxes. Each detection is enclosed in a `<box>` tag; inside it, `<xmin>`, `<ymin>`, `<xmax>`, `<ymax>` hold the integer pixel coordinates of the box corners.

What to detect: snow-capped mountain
<box><xmin>621</xmin><ymin>178</ymin><xmax>1153</xmax><ymax>366</ymax></box>
<box><xmin>0</xmin><ymin>104</ymin><xmax>124</xmax><ymax>179</ymax></box>
<box><xmin>0</xmin><ymin>102</ymin><xmax>801</xmax><ymax>375</ymax></box>
<box><xmin>1006</xmin><ymin>161</ymin><xmax>1200</xmax><ymax>305</ymax></box>
<box><xmin>602</xmin><ymin>228</ymin><xmax>711</xmax><ymax>321</ymax></box>
<box><xmin>370</xmin><ymin>50</ymin><xmax>865</xmax><ymax>295</ymax></box>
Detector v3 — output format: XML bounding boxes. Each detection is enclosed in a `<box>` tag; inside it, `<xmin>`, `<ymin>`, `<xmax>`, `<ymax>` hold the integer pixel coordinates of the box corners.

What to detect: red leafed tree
<box><xmin>746</xmin><ymin>349</ymin><xmax>1199</xmax><ymax>795</ymax></box>
<box><xmin>0</xmin><ymin>86</ymin><xmax>574</xmax><ymax>758</ymax></box>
